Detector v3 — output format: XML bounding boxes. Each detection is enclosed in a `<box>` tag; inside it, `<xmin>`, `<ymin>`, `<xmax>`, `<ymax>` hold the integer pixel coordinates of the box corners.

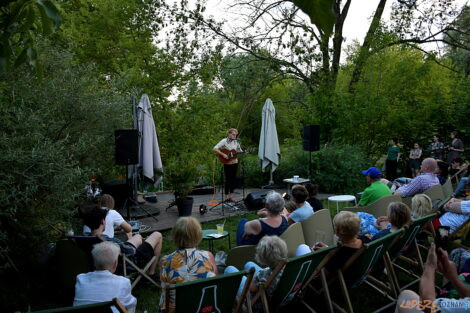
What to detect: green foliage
<box><xmin>292</xmin><ymin>0</ymin><xmax>336</xmax><ymax>37</ymax></box>
<box><xmin>0</xmin><ymin>0</ymin><xmax>62</xmax><ymax>75</ymax></box>
<box><xmin>164</xmin><ymin>154</ymin><xmax>200</xmax><ymax>198</ymax></box>
<box><xmin>243</xmin><ymin>143</ymin><xmax>369</xmax><ymax>194</ymax></box>
<box><xmin>0</xmin><ymin>46</ymin><xmax>129</xmax><ymax>281</ymax></box>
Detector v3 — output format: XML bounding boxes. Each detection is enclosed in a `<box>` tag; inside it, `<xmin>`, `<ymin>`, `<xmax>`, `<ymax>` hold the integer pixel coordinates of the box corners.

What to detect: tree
<box><xmin>444</xmin><ymin>5</ymin><xmax>470</xmax><ymax>75</ymax></box>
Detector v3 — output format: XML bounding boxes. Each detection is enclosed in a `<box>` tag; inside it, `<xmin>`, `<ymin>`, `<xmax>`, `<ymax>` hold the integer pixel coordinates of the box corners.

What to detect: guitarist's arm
<box><xmin>213</xmin><ymin>148</ymin><xmax>229</xmax><ymax>160</ymax></box>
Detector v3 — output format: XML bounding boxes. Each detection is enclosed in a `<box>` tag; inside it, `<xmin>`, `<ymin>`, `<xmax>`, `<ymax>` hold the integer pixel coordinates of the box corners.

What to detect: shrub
<box><xmin>243</xmin><ymin>142</ymin><xmax>370</xmax><ymax>194</ymax></box>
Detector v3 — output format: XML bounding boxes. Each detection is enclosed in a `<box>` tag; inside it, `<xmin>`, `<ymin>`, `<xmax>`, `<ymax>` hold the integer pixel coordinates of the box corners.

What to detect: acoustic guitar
<box><xmin>218</xmin><ymin>148</ymin><xmax>256</xmax><ymax>164</ymax></box>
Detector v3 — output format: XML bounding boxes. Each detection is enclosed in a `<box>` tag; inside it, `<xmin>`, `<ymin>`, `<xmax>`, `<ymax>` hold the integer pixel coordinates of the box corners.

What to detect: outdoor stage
<box><xmin>117</xmin><ymin>187</ymin><xmax>333</xmax><ymax>233</ymax></box>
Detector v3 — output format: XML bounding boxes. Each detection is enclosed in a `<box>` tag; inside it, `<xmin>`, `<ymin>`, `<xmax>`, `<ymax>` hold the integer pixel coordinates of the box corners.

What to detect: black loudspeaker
<box><xmin>115</xmin><ymin>129</ymin><xmax>139</xmax><ymax>165</ymax></box>
<box><xmin>302</xmin><ymin>125</ymin><xmax>320</xmax><ymax>151</ymax></box>
<box><xmin>101</xmin><ymin>180</ymin><xmax>130</xmax><ymax>209</ymax></box>
<box><xmin>244</xmin><ymin>190</ymin><xmax>270</xmax><ymax>211</ymax></box>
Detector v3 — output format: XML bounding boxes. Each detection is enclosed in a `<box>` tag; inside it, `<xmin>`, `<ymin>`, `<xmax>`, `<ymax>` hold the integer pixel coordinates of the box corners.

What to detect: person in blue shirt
<box><xmin>288</xmin><ymin>185</ymin><xmax>314</xmax><ymax>224</ymax></box>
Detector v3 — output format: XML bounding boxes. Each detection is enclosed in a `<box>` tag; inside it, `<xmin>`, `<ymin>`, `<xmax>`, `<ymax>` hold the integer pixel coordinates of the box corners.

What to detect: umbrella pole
<box><xmin>269</xmin><ymin>164</ymin><xmax>274</xmax><ymax>185</ymax></box>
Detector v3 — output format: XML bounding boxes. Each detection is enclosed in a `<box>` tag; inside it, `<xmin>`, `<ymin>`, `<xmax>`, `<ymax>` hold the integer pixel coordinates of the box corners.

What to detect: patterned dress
<box><xmin>159</xmin><ymin>248</ymin><xmax>216</xmax><ymax>312</ymax></box>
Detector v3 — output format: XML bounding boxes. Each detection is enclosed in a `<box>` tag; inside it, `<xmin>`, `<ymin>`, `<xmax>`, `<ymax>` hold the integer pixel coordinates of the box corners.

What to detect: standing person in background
<box><xmin>448</xmin><ymin>131</ymin><xmax>464</xmax><ymax>163</ymax></box>
<box><xmin>409</xmin><ymin>143</ymin><xmax>422</xmax><ymax>178</ymax></box>
<box><xmin>213</xmin><ymin>128</ymin><xmax>243</xmax><ymax>202</ymax></box>
<box><xmin>386</xmin><ymin>138</ymin><xmax>401</xmax><ymax>180</ymax></box>
<box><xmin>428</xmin><ymin>135</ymin><xmax>445</xmax><ymax>160</ymax></box>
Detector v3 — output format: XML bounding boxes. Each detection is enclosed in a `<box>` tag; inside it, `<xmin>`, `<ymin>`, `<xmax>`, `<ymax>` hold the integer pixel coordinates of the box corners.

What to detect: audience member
<box><xmin>448</xmin><ymin>131</ymin><xmax>465</xmax><ymax>164</ymax></box>
<box><xmin>287</xmin><ymin>185</ymin><xmax>314</xmax><ymax>224</ymax></box>
<box><xmin>434</xmin><ymin>198</ymin><xmax>470</xmax><ymax>233</ymax></box>
<box><xmin>409</xmin><ymin>143</ymin><xmax>422</xmax><ymax>178</ymax></box>
<box><xmin>159</xmin><ymin>217</ymin><xmax>217</xmax><ymax>312</ymax></box>
<box><xmin>386</xmin><ymin>138</ymin><xmax>401</xmax><ymax>180</ymax></box>
<box><xmin>394</xmin><ymin>158</ymin><xmax>440</xmax><ymax>197</ymax></box>
<box><xmin>299</xmin><ymin>211</ymin><xmax>370</xmax><ymax>283</ymax></box>
<box><xmin>225</xmin><ymin>235</ymin><xmax>287</xmax><ymax>300</ymax></box>
<box><xmin>237</xmin><ymin>191</ymin><xmax>288</xmax><ymax>246</ymax></box>
<box><xmin>449</xmin><ymin>158</ymin><xmax>464</xmax><ymax>177</ymax></box>
<box><xmin>371</xmin><ymin>202</ymin><xmax>411</xmax><ymax>240</ymax></box>
<box><xmin>305</xmin><ymin>183</ymin><xmax>323</xmax><ymax>212</ymax></box>
<box><xmin>395</xmin><ymin>244</ymin><xmax>470</xmax><ymax>313</ymax></box>
<box><xmin>436</xmin><ymin>160</ymin><xmax>449</xmax><ymax>185</ymax></box>
<box><xmin>428</xmin><ymin>135</ymin><xmax>444</xmax><ymax>160</ymax></box>
<box><xmin>73</xmin><ymin>241</ymin><xmax>137</xmax><ymax>313</ymax></box>
<box><xmin>82</xmin><ymin>194</ymin><xmax>132</xmax><ymax>239</ymax></box>
<box><xmin>454</xmin><ymin>174</ymin><xmax>470</xmax><ymax>197</ymax></box>
<box><xmin>411</xmin><ymin>194</ymin><xmax>433</xmax><ymax>219</ymax></box>
<box><xmin>83</xmin><ymin>205</ymin><xmax>162</xmax><ymax>277</ymax></box>
<box><xmin>357</xmin><ymin>167</ymin><xmax>392</xmax><ymax>207</ymax></box>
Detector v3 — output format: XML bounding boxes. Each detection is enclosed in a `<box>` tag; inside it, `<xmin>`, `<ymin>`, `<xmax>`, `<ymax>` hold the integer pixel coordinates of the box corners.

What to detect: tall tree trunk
<box><xmin>331</xmin><ymin>0</ymin><xmax>352</xmax><ymax>86</ymax></box>
<box><xmin>348</xmin><ymin>0</ymin><xmax>388</xmax><ymax>92</ymax></box>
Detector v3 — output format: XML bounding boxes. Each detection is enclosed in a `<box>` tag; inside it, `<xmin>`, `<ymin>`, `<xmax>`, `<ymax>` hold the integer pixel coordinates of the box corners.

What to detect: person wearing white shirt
<box><xmin>213</xmin><ymin>128</ymin><xmax>243</xmax><ymax>202</ymax></box>
<box><xmin>82</xmin><ymin>194</ymin><xmax>132</xmax><ymax>239</ymax></box>
<box><xmin>438</xmin><ymin>199</ymin><xmax>470</xmax><ymax>233</ymax></box>
<box><xmin>73</xmin><ymin>241</ymin><xmax>137</xmax><ymax>313</ymax></box>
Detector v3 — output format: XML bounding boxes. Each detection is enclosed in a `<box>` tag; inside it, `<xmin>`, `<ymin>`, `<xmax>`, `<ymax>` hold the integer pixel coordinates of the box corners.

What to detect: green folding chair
<box><xmin>383</xmin><ymin>214</ymin><xmax>437</xmax><ymax>294</ymax></box>
<box><xmin>163</xmin><ymin>268</ymin><xmax>255</xmax><ymax>313</ymax></box>
<box><xmin>251</xmin><ymin>244</ymin><xmax>337</xmax><ymax>313</ymax></box>
<box><xmin>329</xmin><ymin>229</ymin><xmax>404</xmax><ymax>313</ymax></box>
<box><xmin>31</xmin><ymin>298</ymin><xmax>127</xmax><ymax>313</ymax></box>
<box><xmin>226</xmin><ymin>245</ymin><xmax>257</xmax><ymax>270</ymax></box>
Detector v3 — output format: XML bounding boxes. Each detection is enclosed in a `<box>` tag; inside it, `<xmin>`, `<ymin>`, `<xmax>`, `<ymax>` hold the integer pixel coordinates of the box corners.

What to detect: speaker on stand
<box><xmin>302</xmin><ymin>125</ymin><xmax>320</xmax><ymax>179</ymax></box>
<box><xmin>114</xmin><ymin>129</ymin><xmax>158</xmax><ymax>223</ymax></box>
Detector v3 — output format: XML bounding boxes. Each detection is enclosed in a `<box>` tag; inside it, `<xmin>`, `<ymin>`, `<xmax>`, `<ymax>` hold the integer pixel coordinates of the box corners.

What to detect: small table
<box><xmin>328</xmin><ymin>195</ymin><xmax>357</xmax><ymax>213</ymax></box>
<box><xmin>283</xmin><ymin>178</ymin><xmax>310</xmax><ymax>193</ymax></box>
<box><xmin>202</xmin><ymin>229</ymin><xmax>231</xmax><ymax>253</ymax></box>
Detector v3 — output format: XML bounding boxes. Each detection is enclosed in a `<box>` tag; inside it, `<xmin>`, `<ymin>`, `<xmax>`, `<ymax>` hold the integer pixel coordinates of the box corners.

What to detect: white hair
<box><xmin>91</xmin><ymin>241</ymin><xmax>120</xmax><ymax>270</ymax></box>
<box><xmin>255</xmin><ymin>235</ymin><xmax>288</xmax><ymax>269</ymax></box>
<box><xmin>265</xmin><ymin>191</ymin><xmax>285</xmax><ymax>214</ymax></box>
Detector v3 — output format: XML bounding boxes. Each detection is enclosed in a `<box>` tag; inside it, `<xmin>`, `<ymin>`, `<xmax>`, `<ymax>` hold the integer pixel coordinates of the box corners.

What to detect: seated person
<box><xmin>437</xmin><ymin>160</ymin><xmax>449</xmax><ymax>185</ymax></box>
<box><xmin>301</xmin><ymin>211</ymin><xmax>370</xmax><ymax>283</ymax></box>
<box><xmin>454</xmin><ymin>175</ymin><xmax>470</xmax><ymax>197</ymax></box>
<box><xmin>82</xmin><ymin>194</ymin><xmax>132</xmax><ymax>239</ymax></box>
<box><xmin>395</xmin><ymin>244</ymin><xmax>470</xmax><ymax>313</ymax></box>
<box><xmin>73</xmin><ymin>241</ymin><xmax>137</xmax><ymax>313</ymax></box>
<box><xmin>357</xmin><ymin>167</ymin><xmax>392</xmax><ymax>207</ymax></box>
<box><xmin>394</xmin><ymin>158</ymin><xmax>440</xmax><ymax>197</ymax></box>
<box><xmin>225</xmin><ymin>235</ymin><xmax>288</xmax><ymax>300</ymax></box>
<box><xmin>371</xmin><ymin>202</ymin><xmax>411</xmax><ymax>240</ymax></box>
<box><xmin>434</xmin><ymin>199</ymin><xmax>470</xmax><ymax>233</ymax></box>
<box><xmin>83</xmin><ymin>205</ymin><xmax>162</xmax><ymax>277</ymax></box>
<box><xmin>449</xmin><ymin>158</ymin><xmax>464</xmax><ymax>177</ymax></box>
<box><xmin>411</xmin><ymin>193</ymin><xmax>433</xmax><ymax>219</ymax></box>
<box><xmin>236</xmin><ymin>191</ymin><xmax>288</xmax><ymax>246</ymax></box>
<box><xmin>287</xmin><ymin>185</ymin><xmax>313</xmax><ymax>224</ymax></box>
<box><xmin>305</xmin><ymin>183</ymin><xmax>324</xmax><ymax>212</ymax></box>
<box><xmin>159</xmin><ymin>217</ymin><xmax>217</xmax><ymax>312</ymax></box>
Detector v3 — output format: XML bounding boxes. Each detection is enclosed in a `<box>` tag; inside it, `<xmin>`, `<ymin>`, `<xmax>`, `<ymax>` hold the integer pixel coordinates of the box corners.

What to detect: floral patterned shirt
<box><xmin>159</xmin><ymin>248</ymin><xmax>216</xmax><ymax>312</ymax></box>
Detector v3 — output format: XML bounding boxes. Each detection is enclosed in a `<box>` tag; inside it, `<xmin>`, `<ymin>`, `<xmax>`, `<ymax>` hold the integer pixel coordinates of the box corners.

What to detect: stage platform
<box><xmin>117</xmin><ymin>187</ymin><xmax>334</xmax><ymax>234</ymax></box>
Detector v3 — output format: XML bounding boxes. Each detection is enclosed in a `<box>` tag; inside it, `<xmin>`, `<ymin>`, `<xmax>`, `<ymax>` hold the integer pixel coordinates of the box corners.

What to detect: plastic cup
<box><xmin>293</xmin><ymin>175</ymin><xmax>299</xmax><ymax>182</ymax></box>
<box><xmin>216</xmin><ymin>224</ymin><xmax>224</xmax><ymax>234</ymax></box>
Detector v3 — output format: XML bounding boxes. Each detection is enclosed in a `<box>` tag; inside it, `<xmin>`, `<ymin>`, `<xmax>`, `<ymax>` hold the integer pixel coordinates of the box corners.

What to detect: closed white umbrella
<box><xmin>137</xmin><ymin>94</ymin><xmax>163</xmax><ymax>185</ymax></box>
<box><xmin>258</xmin><ymin>98</ymin><xmax>280</xmax><ymax>185</ymax></box>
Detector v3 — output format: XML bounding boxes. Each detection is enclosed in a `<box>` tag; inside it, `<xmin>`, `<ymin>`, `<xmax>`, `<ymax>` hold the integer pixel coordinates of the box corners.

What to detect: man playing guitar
<box><xmin>213</xmin><ymin>128</ymin><xmax>243</xmax><ymax>202</ymax></box>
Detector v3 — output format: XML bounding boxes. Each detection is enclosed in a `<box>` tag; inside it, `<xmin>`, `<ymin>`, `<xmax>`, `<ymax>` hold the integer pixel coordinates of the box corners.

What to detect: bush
<box><xmin>243</xmin><ymin>142</ymin><xmax>370</xmax><ymax>194</ymax></box>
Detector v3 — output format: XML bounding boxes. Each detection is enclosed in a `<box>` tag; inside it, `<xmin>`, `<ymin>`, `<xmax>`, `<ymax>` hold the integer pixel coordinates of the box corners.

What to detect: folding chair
<box><xmin>442</xmin><ymin>179</ymin><xmax>454</xmax><ymax>198</ymax></box>
<box><xmin>280</xmin><ymin>222</ymin><xmax>306</xmax><ymax>257</ymax></box>
<box><xmin>424</xmin><ymin>184</ymin><xmax>446</xmax><ymax>209</ymax></box>
<box><xmin>384</xmin><ymin>213</ymin><xmax>437</xmax><ymax>294</ymax></box>
<box><xmin>250</xmin><ymin>245</ymin><xmax>337</xmax><ymax>313</ymax></box>
<box><xmin>64</xmin><ymin>236</ymin><xmax>158</xmax><ymax>288</ymax></box>
<box><xmin>163</xmin><ymin>268</ymin><xmax>255</xmax><ymax>313</ymax></box>
<box><xmin>328</xmin><ymin>229</ymin><xmax>404</xmax><ymax>313</ymax></box>
<box><xmin>226</xmin><ymin>245</ymin><xmax>257</xmax><ymax>269</ymax></box>
<box><xmin>341</xmin><ymin>194</ymin><xmax>402</xmax><ymax>217</ymax></box>
<box><xmin>301</xmin><ymin>209</ymin><xmax>335</xmax><ymax>247</ymax></box>
<box><xmin>31</xmin><ymin>298</ymin><xmax>127</xmax><ymax>313</ymax></box>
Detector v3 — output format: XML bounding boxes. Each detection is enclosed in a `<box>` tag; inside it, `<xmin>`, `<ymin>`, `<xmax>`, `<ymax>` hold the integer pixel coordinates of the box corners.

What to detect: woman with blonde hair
<box><xmin>159</xmin><ymin>217</ymin><xmax>218</xmax><ymax>312</ymax></box>
<box><xmin>411</xmin><ymin>194</ymin><xmax>433</xmax><ymax>219</ymax></box>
